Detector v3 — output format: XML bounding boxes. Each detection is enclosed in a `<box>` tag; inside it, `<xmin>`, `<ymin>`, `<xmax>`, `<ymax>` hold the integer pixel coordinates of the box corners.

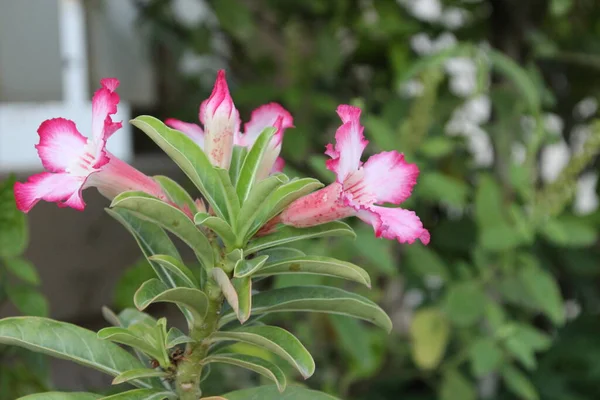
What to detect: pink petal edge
<box><xmin>362</xmin><ymin>151</ymin><xmax>420</xmax><ymax>205</ymax></box>
<box><xmin>35</xmin><ymin>118</ymin><xmax>87</xmax><ymax>173</ymax></box>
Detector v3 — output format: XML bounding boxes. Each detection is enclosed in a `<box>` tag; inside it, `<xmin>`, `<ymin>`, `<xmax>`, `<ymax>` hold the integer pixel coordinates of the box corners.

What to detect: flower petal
<box><xmin>357</xmin><ymin>206</ymin><xmax>430</xmax><ymax>245</ymax></box>
<box><xmin>35</xmin><ymin>118</ymin><xmax>87</xmax><ymax>173</ymax></box>
<box><xmin>238</xmin><ymin>103</ymin><xmax>294</xmax><ymax>147</ymax></box>
<box><xmin>279</xmin><ymin>183</ymin><xmax>354</xmax><ymax>227</ymax></box>
<box><xmin>91</xmin><ymin>78</ymin><xmax>121</xmax><ymax>144</ymax></box>
<box><xmin>325</xmin><ymin>105</ymin><xmax>368</xmax><ymax>182</ymax></box>
<box><xmin>165</xmin><ymin>118</ymin><xmax>205</xmax><ymax>147</ymax></box>
<box><xmin>201</xmin><ymin>70</ymin><xmax>240</xmax><ymax>168</ymax></box>
<box><xmin>271</xmin><ymin>157</ymin><xmax>285</xmax><ymax>173</ymax></box>
<box><xmin>362</xmin><ymin>151</ymin><xmax>419</xmax><ymax>204</ymax></box>
<box><xmin>14</xmin><ymin>172</ymin><xmax>86</xmax><ymax>213</ymax></box>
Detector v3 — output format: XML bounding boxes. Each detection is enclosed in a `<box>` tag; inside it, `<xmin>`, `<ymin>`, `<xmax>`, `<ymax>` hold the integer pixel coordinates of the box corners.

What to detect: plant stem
<box><xmin>176</xmin><ymin>282</ymin><xmax>223</xmax><ymax>400</ymax></box>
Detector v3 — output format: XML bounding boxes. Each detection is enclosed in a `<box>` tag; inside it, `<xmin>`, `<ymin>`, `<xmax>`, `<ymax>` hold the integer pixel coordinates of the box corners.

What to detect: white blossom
<box><xmin>574</xmin><ymin>172</ymin><xmax>599</xmax><ymax>215</ymax></box>
<box><xmin>574</xmin><ymin>96</ymin><xmax>598</xmax><ymax>120</ymax></box>
<box><xmin>540</xmin><ymin>139</ymin><xmax>571</xmax><ymax>183</ymax></box>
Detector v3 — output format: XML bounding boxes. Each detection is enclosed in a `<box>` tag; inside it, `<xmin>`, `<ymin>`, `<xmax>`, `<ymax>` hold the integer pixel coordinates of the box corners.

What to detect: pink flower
<box><xmin>278</xmin><ymin>105</ymin><xmax>430</xmax><ymax>245</ymax></box>
<box><xmin>165</xmin><ymin>70</ymin><xmax>293</xmax><ymax>178</ymax></box>
<box><xmin>14</xmin><ymin>79</ymin><xmax>166</xmax><ymax>213</ymax></box>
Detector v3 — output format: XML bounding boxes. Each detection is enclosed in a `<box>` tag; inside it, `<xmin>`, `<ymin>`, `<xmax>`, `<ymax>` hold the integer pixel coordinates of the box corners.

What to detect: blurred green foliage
<box><xmin>0</xmin><ymin>176</ymin><xmax>50</xmax><ymax>397</ymax></box>
<box><xmin>127</xmin><ymin>0</ymin><xmax>600</xmax><ymax>399</ymax></box>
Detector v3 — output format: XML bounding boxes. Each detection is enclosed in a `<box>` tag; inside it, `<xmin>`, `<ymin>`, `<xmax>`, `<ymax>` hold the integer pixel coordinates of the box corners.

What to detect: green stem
<box><xmin>176</xmin><ymin>281</ymin><xmax>223</xmax><ymax>400</ymax></box>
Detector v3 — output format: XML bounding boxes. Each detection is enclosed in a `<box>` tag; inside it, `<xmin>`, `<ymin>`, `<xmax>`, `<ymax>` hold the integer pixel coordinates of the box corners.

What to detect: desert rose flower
<box><xmin>165</xmin><ymin>70</ymin><xmax>293</xmax><ymax>178</ymax></box>
<box><xmin>14</xmin><ymin>79</ymin><xmax>166</xmax><ymax>212</ymax></box>
<box><xmin>277</xmin><ymin>105</ymin><xmax>430</xmax><ymax>245</ymax></box>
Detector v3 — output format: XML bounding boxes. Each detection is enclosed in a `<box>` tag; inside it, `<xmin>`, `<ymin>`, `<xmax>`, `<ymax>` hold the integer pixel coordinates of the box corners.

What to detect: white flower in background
<box><xmin>445</xmin><ymin>57</ymin><xmax>477</xmax><ymax>97</ymax></box>
<box><xmin>570</xmin><ymin>124</ymin><xmax>591</xmax><ymax>154</ymax></box>
<box><xmin>424</xmin><ymin>274</ymin><xmax>444</xmax><ymax>290</ymax></box>
<box><xmin>399</xmin><ymin>79</ymin><xmax>425</xmax><ymax>98</ymax></box>
<box><xmin>544</xmin><ymin>113</ymin><xmax>564</xmax><ymax>136</ymax></box>
<box><xmin>441</xmin><ymin>7</ymin><xmax>469</xmax><ymax>29</ymax></box>
<box><xmin>574</xmin><ymin>172</ymin><xmax>599</xmax><ymax>215</ymax></box>
<box><xmin>179</xmin><ymin>50</ymin><xmax>206</xmax><ymax>75</ymax></box>
<box><xmin>511</xmin><ymin>142</ymin><xmax>527</xmax><ymax>165</ymax></box>
<box><xmin>171</xmin><ymin>0</ymin><xmax>208</xmax><ymax>27</ymax></box>
<box><xmin>403</xmin><ymin>288</ymin><xmax>425</xmax><ymax>308</ymax></box>
<box><xmin>574</xmin><ymin>96</ymin><xmax>598</xmax><ymax>120</ymax></box>
<box><xmin>410</xmin><ymin>33</ymin><xmax>434</xmax><ymax>55</ymax></box>
<box><xmin>433</xmin><ymin>32</ymin><xmax>458</xmax><ymax>52</ymax></box>
<box><xmin>401</xmin><ymin>0</ymin><xmax>443</xmax><ymax>22</ymax></box>
<box><xmin>540</xmin><ymin>138</ymin><xmax>570</xmax><ymax>183</ymax></box>
<box><xmin>464</xmin><ymin>95</ymin><xmax>492</xmax><ymax>124</ymax></box>
<box><xmin>564</xmin><ymin>299</ymin><xmax>582</xmax><ymax>321</ymax></box>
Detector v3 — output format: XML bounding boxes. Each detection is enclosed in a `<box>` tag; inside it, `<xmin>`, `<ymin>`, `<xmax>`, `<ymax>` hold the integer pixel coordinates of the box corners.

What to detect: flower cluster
<box><xmin>15</xmin><ymin>71</ymin><xmax>429</xmax><ymax>245</ymax></box>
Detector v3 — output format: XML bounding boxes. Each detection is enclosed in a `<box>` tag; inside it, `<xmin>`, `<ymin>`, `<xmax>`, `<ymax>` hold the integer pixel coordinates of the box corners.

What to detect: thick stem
<box><xmin>176</xmin><ymin>282</ymin><xmax>223</xmax><ymax>400</ymax></box>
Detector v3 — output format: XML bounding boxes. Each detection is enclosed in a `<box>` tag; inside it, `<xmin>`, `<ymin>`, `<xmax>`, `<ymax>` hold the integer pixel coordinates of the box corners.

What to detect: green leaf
<box><xmin>131</xmin><ymin>116</ymin><xmax>239</xmax><ymax>224</ymax></box>
<box><xmin>114</xmin><ymin>259</ymin><xmax>156</xmax><ymax>310</ymax></box>
<box><xmin>254</xmin><ymin>256</ymin><xmax>371</xmax><ymax>287</ymax></box>
<box><xmin>97</xmin><ymin>327</ymin><xmax>168</xmax><ymax>368</ymax></box>
<box><xmin>208</xmin><ymin>325</ymin><xmax>315</xmax><ymax>378</ymax></box>
<box><xmin>410</xmin><ymin>308</ymin><xmax>449</xmax><ymax>370</ymax></box>
<box><xmin>236</xmin><ymin>174</ymin><xmax>287</xmax><ymax>243</ymax></box>
<box><xmin>518</xmin><ymin>259</ymin><xmax>565</xmax><ymax>325</ymax></box>
<box><xmin>246</xmin><ymin>222</ymin><xmax>356</xmax><ymax>254</ymax></box>
<box><xmin>257</xmin><ymin>178</ymin><xmax>324</xmax><ymax>225</ymax></box>
<box><xmin>134</xmin><ymin>279</ymin><xmax>209</xmax><ymax>324</ymax></box>
<box><xmin>148</xmin><ymin>255</ymin><xmax>199</xmax><ymax>289</ymax></box>
<box><xmin>166</xmin><ymin>327</ymin><xmax>193</xmax><ymax>348</ymax></box>
<box><xmin>229</xmin><ymin>145</ymin><xmax>249</xmax><ymax>187</ymax></box>
<box><xmin>3</xmin><ymin>257</ymin><xmax>40</xmax><ymax>285</ymax></box>
<box><xmin>219</xmin><ymin>285</ymin><xmax>392</xmax><ymax>332</ymax></box>
<box><xmin>480</xmin><ymin>223</ymin><xmax>524</xmax><ymax>252</ymax></box>
<box><xmin>203</xmin><ymin>353</ymin><xmax>286</xmax><ymax>392</ymax></box>
<box><xmin>219</xmin><ymin>385</ymin><xmax>339</xmax><ymax>400</ymax></box>
<box><xmin>106</xmin><ymin>208</ymin><xmax>189</xmax><ymax>292</ymax></box>
<box><xmin>236</xmin><ymin>127</ymin><xmax>277</xmax><ymax>202</ymax></box>
<box><xmin>0</xmin><ymin>317</ymin><xmax>152</xmax><ymax>388</ymax></box>
<box><xmin>212</xmin><ymin>268</ymin><xmax>241</xmax><ymax>322</ymax></box>
<box><xmin>234</xmin><ymin>255</ymin><xmax>269</xmax><ymax>278</ymax></box>
<box><xmin>17</xmin><ymin>393</ymin><xmax>101</xmax><ymax>400</ymax></box>
<box><xmin>440</xmin><ymin>369</ymin><xmax>476</xmax><ymax>400</ymax></box>
<box><xmin>233</xmin><ymin>277</ymin><xmax>252</xmax><ymax>324</ymax></box>
<box><xmin>402</xmin><ymin>243</ymin><xmax>448</xmax><ymax>281</ymax></box>
<box><xmin>0</xmin><ymin>176</ymin><xmax>28</xmax><ymax>258</ymax></box>
<box><xmin>153</xmin><ymin>175</ymin><xmax>197</xmax><ymax>212</ymax></box>
<box><xmin>100</xmin><ymin>389</ymin><xmax>177</xmax><ymax>400</ymax></box>
<box><xmin>112</xmin><ymin>368</ymin><xmax>169</xmax><ymax>385</ymax></box>
<box><xmin>416</xmin><ymin>172</ymin><xmax>469</xmax><ymax>207</ymax></box>
<box><xmin>256</xmin><ymin>248</ymin><xmax>305</xmax><ymax>263</ymax></box>
<box><xmin>540</xmin><ymin>216</ymin><xmax>597</xmax><ymax>248</ymax></box>
<box><xmin>111</xmin><ymin>191</ymin><xmax>213</xmax><ymax>270</ymax></box>
<box><xmin>469</xmin><ymin>338</ymin><xmax>503</xmax><ymax>377</ymax></box>
<box><xmin>475</xmin><ymin>174</ymin><xmax>506</xmax><ymax>228</ymax></box>
<box><xmin>502</xmin><ymin>365</ymin><xmax>539</xmax><ymax>400</ymax></box>
<box><xmin>194</xmin><ymin>213</ymin><xmax>237</xmax><ymax>250</ymax></box>
<box><xmin>117</xmin><ymin>309</ymin><xmax>158</xmax><ymax>328</ymax></box>
<box><xmin>443</xmin><ymin>282</ymin><xmax>486</xmax><ymax>326</ymax></box>
<box><xmin>7</xmin><ymin>285</ymin><xmax>48</xmax><ymax>317</ymax></box>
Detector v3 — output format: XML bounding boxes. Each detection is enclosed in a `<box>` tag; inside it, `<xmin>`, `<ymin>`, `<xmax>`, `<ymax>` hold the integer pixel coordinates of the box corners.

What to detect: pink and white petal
<box><xmin>14</xmin><ymin>172</ymin><xmax>86</xmax><ymax>213</ymax></box>
<box><xmin>363</xmin><ymin>151</ymin><xmax>419</xmax><ymax>204</ymax></box>
<box><xmin>271</xmin><ymin>157</ymin><xmax>285</xmax><ymax>173</ymax></box>
<box><xmin>35</xmin><ymin>118</ymin><xmax>87</xmax><ymax>173</ymax></box>
<box><xmin>240</xmin><ymin>103</ymin><xmax>293</xmax><ymax>147</ymax></box>
<box><xmin>327</xmin><ymin>105</ymin><xmax>368</xmax><ymax>182</ymax></box>
<box><xmin>91</xmin><ymin>78</ymin><xmax>121</xmax><ymax>144</ymax></box>
<box><xmin>357</xmin><ymin>206</ymin><xmax>430</xmax><ymax>245</ymax></box>
<box><xmin>165</xmin><ymin>118</ymin><xmax>205</xmax><ymax>147</ymax></box>
<box><xmin>199</xmin><ymin>70</ymin><xmax>239</xmax><ymax>129</ymax></box>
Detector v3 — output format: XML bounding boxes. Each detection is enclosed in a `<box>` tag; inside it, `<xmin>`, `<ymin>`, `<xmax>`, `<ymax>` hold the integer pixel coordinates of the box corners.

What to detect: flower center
<box><xmin>343</xmin><ymin>168</ymin><xmax>376</xmax><ymax>206</ymax></box>
<box><xmin>66</xmin><ymin>140</ymin><xmax>100</xmax><ymax>176</ymax></box>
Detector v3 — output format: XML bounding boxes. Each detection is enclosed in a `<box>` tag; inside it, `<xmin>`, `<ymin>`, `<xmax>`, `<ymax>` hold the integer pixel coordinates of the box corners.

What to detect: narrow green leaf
<box><xmin>229</xmin><ymin>145</ymin><xmax>249</xmax><ymax>187</ymax></box>
<box><xmin>118</xmin><ymin>309</ymin><xmax>158</xmax><ymax>328</ymax></box>
<box><xmin>236</xmin><ymin>127</ymin><xmax>277</xmax><ymax>202</ymax></box>
<box><xmin>440</xmin><ymin>369</ymin><xmax>476</xmax><ymax>400</ymax></box>
<box><xmin>106</xmin><ymin>208</ymin><xmax>188</xmax><ymax>292</ymax></box>
<box><xmin>233</xmin><ymin>277</ymin><xmax>252</xmax><ymax>324</ymax></box>
<box><xmin>258</xmin><ymin>178</ymin><xmax>324</xmax><ymax>224</ymax></box>
<box><xmin>214</xmin><ymin>167</ymin><xmax>242</xmax><ymax>230</ymax></box>
<box><xmin>257</xmin><ymin>248</ymin><xmax>305</xmax><ymax>263</ymax></box>
<box><xmin>219</xmin><ymin>286</ymin><xmax>392</xmax><ymax>332</ymax></box>
<box><xmin>100</xmin><ymin>389</ymin><xmax>177</xmax><ymax>400</ymax></box>
<box><xmin>166</xmin><ymin>327</ymin><xmax>193</xmax><ymax>348</ymax></box>
<box><xmin>212</xmin><ymin>268</ymin><xmax>240</xmax><ymax>321</ymax></box>
<box><xmin>255</xmin><ymin>256</ymin><xmax>371</xmax><ymax>287</ymax></box>
<box><xmin>0</xmin><ymin>317</ymin><xmax>152</xmax><ymax>388</ymax></box>
<box><xmin>236</xmin><ymin>174</ymin><xmax>287</xmax><ymax>243</ymax></box>
<box><xmin>111</xmin><ymin>191</ymin><xmax>214</xmax><ymax>270</ymax></box>
<box><xmin>134</xmin><ymin>279</ymin><xmax>209</xmax><ymax>324</ymax></box>
<box><xmin>4</xmin><ymin>257</ymin><xmax>40</xmax><ymax>285</ymax></box>
<box><xmin>131</xmin><ymin>115</ymin><xmax>238</xmax><ymax>223</ymax></box>
<box><xmin>502</xmin><ymin>365</ymin><xmax>539</xmax><ymax>400</ymax></box>
<box><xmin>410</xmin><ymin>308</ymin><xmax>449</xmax><ymax>370</ymax></box>
<box><xmin>148</xmin><ymin>255</ymin><xmax>199</xmax><ymax>288</ymax></box>
<box><xmin>246</xmin><ymin>222</ymin><xmax>356</xmax><ymax>255</ymax></box>
<box><xmin>17</xmin><ymin>393</ymin><xmax>101</xmax><ymax>400</ymax></box>
<box><xmin>219</xmin><ymin>385</ymin><xmax>339</xmax><ymax>400</ymax></box>
<box><xmin>518</xmin><ymin>261</ymin><xmax>565</xmax><ymax>325</ymax></box>
<box><xmin>113</xmin><ymin>368</ymin><xmax>169</xmax><ymax>385</ymax></box>
<box><xmin>153</xmin><ymin>175</ymin><xmax>197</xmax><ymax>212</ymax></box>
<box><xmin>469</xmin><ymin>338</ymin><xmax>503</xmax><ymax>377</ymax></box>
<box><xmin>443</xmin><ymin>282</ymin><xmax>486</xmax><ymax>327</ymax></box>
<box><xmin>203</xmin><ymin>353</ymin><xmax>286</xmax><ymax>392</ymax></box>
<box><xmin>208</xmin><ymin>326</ymin><xmax>315</xmax><ymax>378</ymax></box>
<box><xmin>97</xmin><ymin>327</ymin><xmax>168</xmax><ymax>367</ymax></box>
<box><xmin>234</xmin><ymin>255</ymin><xmax>269</xmax><ymax>278</ymax></box>
<box><xmin>194</xmin><ymin>213</ymin><xmax>237</xmax><ymax>249</ymax></box>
